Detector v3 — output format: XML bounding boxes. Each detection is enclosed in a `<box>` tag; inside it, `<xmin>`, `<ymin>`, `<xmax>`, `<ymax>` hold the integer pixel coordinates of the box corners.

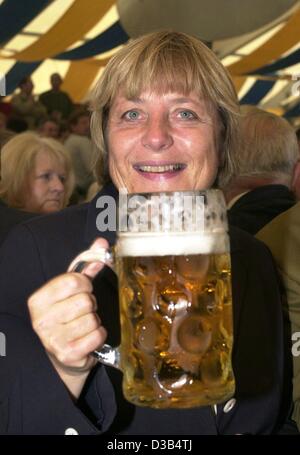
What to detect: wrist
<box><xmin>48</xmin><ymin>354</ymin><xmax>96</xmax><ymax>399</ymax></box>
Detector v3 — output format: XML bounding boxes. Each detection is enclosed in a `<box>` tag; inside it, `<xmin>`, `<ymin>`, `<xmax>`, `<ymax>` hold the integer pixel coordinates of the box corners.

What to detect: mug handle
<box><xmin>68</xmin><ymin>246</ymin><xmax>121</xmax><ymax>370</ymax></box>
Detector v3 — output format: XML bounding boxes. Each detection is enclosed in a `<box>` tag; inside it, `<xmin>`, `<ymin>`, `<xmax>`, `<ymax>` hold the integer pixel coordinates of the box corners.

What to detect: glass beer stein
<box><xmin>70</xmin><ymin>190</ymin><xmax>235</xmax><ymax>409</ymax></box>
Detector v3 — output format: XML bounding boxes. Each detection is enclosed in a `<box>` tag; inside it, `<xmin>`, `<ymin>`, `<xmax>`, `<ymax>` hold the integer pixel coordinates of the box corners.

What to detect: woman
<box><xmin>0</xmin><ymin>31</ymin><xmax>293</xmax><ymax>435</ymax></box>
<box><xmin>0</xmin><ymin>132</ymin><xmax>74</xmax><ymax>214</ymax></box>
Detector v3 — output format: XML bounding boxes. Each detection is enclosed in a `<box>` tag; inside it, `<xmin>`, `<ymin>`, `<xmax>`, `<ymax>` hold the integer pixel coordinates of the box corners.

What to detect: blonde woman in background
<box><xmin>0</xmin><ymin>132</ymin><xmax>74</xmax><ymax>214</ymax></box>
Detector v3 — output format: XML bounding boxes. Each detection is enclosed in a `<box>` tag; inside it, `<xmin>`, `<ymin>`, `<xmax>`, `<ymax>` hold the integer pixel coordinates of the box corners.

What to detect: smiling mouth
<box><xmin>134</xmin><ymin>163</ymin><xmax>186</xmax><ymax>173</ymax></box>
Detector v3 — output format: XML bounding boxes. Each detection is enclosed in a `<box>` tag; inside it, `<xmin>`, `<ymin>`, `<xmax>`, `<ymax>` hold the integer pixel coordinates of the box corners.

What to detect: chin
<box><xmin>130</xmin><ymin>180</ymin><xmax>193</xmax><ymax>194</ymax></box>
<box><xmin>42</xmin><ymin>203</ymin><xmax>63</xmax><ymax>214</ymax></box>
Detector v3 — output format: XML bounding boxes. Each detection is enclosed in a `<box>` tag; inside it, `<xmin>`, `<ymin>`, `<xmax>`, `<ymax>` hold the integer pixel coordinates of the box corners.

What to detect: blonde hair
<box><xmin>219</xmin><ymin>106</ymin><xmax>300</xmax><ymax>188</ymax></box>
<box><xmin>89</xmin><ymin>30</ymin><xmax>240</xmax><ymax>186</ymax></box>
<box><xmin>0</xmin><ymin>132</ymin><xmax>74</xmax><ymax>209</ymax></box>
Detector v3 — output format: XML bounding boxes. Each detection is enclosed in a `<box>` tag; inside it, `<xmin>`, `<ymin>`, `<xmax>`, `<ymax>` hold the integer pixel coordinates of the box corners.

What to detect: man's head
<box><xmin>50</xmin><ymin>73</ymin><xmax>63</xmax><ymax>91</ymax></box>
<box><xmin>69</xmin><ymin>110</ymin><xmax>90</xmax><ymax>137</ymax></box>
<box><xmin>219</xmin><ymin>106</ymin><xmax>300</xmax><ymax>201</ymax></box>
<box><xmin>19</xmin><ymin>76</ymin><xmax>33</xmax><ymax>96</ymax></box>
<box><xmin>38</xmin><ymin>118</ymin><xmax>60</xmax><ymax>139</ymax></box>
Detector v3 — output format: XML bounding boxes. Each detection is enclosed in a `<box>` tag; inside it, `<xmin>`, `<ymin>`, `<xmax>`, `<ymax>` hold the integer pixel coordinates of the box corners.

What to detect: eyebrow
<box><xmin>36</xmin><ymin>169</ymin><xmax>65</xmax><ymax>174</ymax></box>
<box><xmin>123</xmin><ymin>97</ymin><xmax>143</xmax><ymax>104</ymax></box>
<box><xmin>168</xmin><ymin>97</ymin><xmax>203</xmax><ymax>104</ymax></box>
<box><xmin>121</xmin><ymin>96</ymin><xmax>205</xmax><ymax>106</ymax></box>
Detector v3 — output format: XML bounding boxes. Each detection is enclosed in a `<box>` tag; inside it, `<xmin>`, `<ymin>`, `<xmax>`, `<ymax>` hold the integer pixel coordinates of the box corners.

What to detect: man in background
<box><xmin>39</xmin><ymin>73</ymin><xmax>73</xmax><ymax>121</ymax></box>
<box><xmin>257</xmin><ymin>202</ymin><xmax>300</xmax><ymax>431</ymax></box>
<box><xmin>219</xmin><ymin>106</ymin><xmax>300</xmax><ymax>234</ymax></box>
<box><xmin>38</xmin><ymin>117</ymin><xmax>60</xmax><ymax>139</ymax></box>
<box><xmin>11</xmin><ymin>77</ymin><xmax>46</xmax><ymax>130</ymax></box>
<box><xmin>64</xmin><ymin>109</ymin><xmax>96</xmax><ymax>201</ymax></box>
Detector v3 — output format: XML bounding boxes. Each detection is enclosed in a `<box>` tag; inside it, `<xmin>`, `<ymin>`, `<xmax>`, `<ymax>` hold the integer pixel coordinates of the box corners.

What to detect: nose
<box><xmin>141</xmin><ymin>115</ymin><xmax>173</xmax><ymax>151</ymax></box>
<box><xmin>50</xmin><ymin>175</ymin><xmax>65</xmax><ymax>193</ymax></box>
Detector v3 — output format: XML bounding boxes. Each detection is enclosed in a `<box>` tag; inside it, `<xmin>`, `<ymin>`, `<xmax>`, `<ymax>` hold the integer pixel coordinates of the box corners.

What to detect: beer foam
<box><xmin>117</xmin><ymin>232</ymin><xmax>229</xmax><ymax>257</ymax></box>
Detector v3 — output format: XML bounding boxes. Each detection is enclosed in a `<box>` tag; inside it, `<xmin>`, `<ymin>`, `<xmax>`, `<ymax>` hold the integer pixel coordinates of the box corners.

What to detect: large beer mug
<box><xmin>70</xmin><ymin>190</ymin><xmax>235</xmax><ymax>408</ymax></box>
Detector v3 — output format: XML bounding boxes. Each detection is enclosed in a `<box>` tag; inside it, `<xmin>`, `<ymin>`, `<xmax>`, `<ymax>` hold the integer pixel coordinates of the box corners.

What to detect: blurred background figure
<box><xmin>11</xmin><ymin>77</ymin><xmax>47</xmax><ymax>130</ymax></box>
<box><xmin>257</xmin><ymin>202</ymin><xmax>300</xmax><ymax>432</ymax></box>
<box><xmin>219</xmin><ymin>106</ymin><xmax>300</xmax><ymax>234</ymax></box>
<box><xmin>57</xmin><ymin>120</ymin><xmax>70</xmax><ymax>143</ymax></box>
<box><xmin>0</xmin><ymin>132</ymin><xmax>74</xmax><ymax>214</ymax></box>
<box><xmin>0</xmin><ymin>126</ymin><xmax>34</xmax><ymax>246</ymax></box>
<box><xmin>0</xmin><ymin>129</ymin><xmax>15</xmax><ymax>153</ymax></box>
<box><xmin>85</xmin><ymin>181</ymin><xmax>102</xmax><ymax>201</ymax></box>
<box><xmin>296</xmin><ymin>128</ymin><xmax>300</xmax><ymax>152</ymax></box>
<box><xmin>39</xmin><ymin>73</ymin><xmax>73</xmax><ymax>121</ymax></box>
<box><xmin>64</xmin><ymin>109</ymin><xmax>96</xmax><ymax>201</ymax></box>
<box><xmin>0</xmin><ymin>99</ymin><xmax>12</xmax><ymax>119</ymax></box>
<box><xmin>0</xmin><ymin>112</ymin><xmax>7</xmax><ymax>131</ymax></box>
<box><xmin>67</xmin><ymin>108</ymin><xmax>90</xmax><ymax>136</ymax></box>
<box><xmin>0</xmin><ymin>113</ymin><xmax>15</xmax><ymax>154</ymax></box>
<box><xmin>38</xmin><ymin>117</ymin><xmax>60</xmax><ymax>139</ymax></box>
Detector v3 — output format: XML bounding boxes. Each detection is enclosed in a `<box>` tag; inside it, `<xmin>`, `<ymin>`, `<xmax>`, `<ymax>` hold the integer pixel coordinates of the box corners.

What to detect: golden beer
<box><xmin>116</xmin><ymin>231</ymin><xmax>235</xmax><ymax>409</ymax></box>
<box><xmin>70</xmin><ymin>190</ymin><xmax>236</xmax><ymax>408</ymax></box>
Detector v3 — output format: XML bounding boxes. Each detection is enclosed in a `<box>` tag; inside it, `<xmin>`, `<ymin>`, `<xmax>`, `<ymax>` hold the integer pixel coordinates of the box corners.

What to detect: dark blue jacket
<box><xmin>0</xmin><ymin>199</ymin><xmax>36</xmax><ymax>247</ymax></box>
<box><xmin>0</xmin><ymin>184</ymin><xmax>293</xmax><ymax>434</ymax></box>
<box><xmin>228</xmin><ymin>184</ymin><xmax>296</xmax><ymax>235</ymax></box>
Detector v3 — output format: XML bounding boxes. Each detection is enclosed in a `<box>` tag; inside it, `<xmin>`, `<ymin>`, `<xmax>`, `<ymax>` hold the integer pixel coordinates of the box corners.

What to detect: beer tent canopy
<box><xmin>0</xmin><ymin>0</ymin><xmax>300</xmax><ymax>119</ymax></box>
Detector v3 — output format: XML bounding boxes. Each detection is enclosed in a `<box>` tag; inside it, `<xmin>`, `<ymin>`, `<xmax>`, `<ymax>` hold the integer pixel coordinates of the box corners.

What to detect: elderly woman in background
<box><xmin>0</xmin><ymin>132</ymin><xmax>74</xmax><ymax>214</ymax></box>
<box><xmin>0</xmin><ymin>31</ymin><xmax>295</xmax><ymax>435</ymax></box>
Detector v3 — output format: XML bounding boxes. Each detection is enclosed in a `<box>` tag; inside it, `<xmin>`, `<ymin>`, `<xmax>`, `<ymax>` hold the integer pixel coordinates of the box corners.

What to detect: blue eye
<box><xmin>178</xmin><ymin>110</ymin><xmax>197</xmax><ymax>120</ymax></box>
<box><xmin>124</xmin><ymin>110</ymin><xmax>140</xmax><ymax>121</ymax></box>
<box><xmin>40</xmin><ymin>173</ymin><xmax>51</xmax><ymax>181</ymax></box>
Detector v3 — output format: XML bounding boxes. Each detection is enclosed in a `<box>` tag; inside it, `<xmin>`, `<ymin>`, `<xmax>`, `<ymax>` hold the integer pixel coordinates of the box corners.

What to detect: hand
<box><xmin>28</xmin><ymin>238</ymin><xmax>109</xmax><ymax>398</ymax></box>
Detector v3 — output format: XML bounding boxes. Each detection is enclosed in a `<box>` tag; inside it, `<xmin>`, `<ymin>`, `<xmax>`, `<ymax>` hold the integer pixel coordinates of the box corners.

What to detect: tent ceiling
<box><xmin>0</xmin><ymin>0</ymin><xmax>299</xmax><ymax>119</ymax></box>
<box><xmin>117</xmin><ymin>0</ymin><xmax>297</xmax><ymax>41</ymax></box>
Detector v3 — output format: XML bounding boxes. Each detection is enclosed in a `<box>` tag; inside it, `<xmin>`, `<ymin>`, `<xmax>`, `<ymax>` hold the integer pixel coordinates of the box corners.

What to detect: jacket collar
<box><xmin>230</xmin><ymin>184</ymin><xmax>295</xmax><ymax>210</ymax></box>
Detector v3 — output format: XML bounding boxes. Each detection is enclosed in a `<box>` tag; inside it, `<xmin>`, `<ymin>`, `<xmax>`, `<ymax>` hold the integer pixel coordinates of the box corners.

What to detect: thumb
<box><xmin>68</xmin><ymin>238</ymin><xmax>111</xmax><ymax>280</ymax></box>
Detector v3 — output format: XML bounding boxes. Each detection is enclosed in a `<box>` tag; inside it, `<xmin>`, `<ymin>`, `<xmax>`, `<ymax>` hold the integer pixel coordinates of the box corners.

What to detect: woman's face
<box><xmin>106</xmin><ymin>90</ymin><xmax>221</xmax><ymax>193</ymax></box>
<box><xmin>23</xmin><ymin>150</ymin><xmax>66</xmax><ymax>214</ymax></box>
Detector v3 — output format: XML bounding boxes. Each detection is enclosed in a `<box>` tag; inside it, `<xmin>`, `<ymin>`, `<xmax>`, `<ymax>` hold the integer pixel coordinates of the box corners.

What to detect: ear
<box><xmin>292</xmin><ymin>160</ymin><xmax>300</xmax><ymax>200</ymax></box>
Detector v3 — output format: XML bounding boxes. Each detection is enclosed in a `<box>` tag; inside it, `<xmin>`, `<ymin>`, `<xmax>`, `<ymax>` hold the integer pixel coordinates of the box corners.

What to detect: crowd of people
<box><xmin>0</xmin><ymin>73</ymin><xmax>98</xmax><ymax>211</ymax></box>
<box><xmin>0</xmin><ymin>30</ymin><xmax>300</xmax><ymax>435</ymax></box>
